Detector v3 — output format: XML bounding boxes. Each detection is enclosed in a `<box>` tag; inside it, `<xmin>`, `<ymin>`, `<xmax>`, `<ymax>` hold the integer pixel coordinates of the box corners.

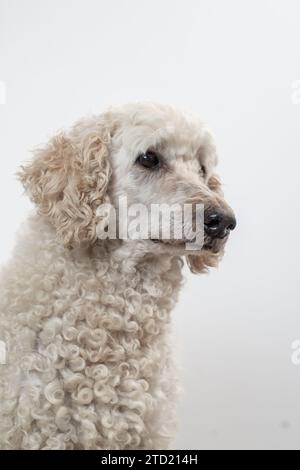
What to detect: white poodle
<box><xmin>0</xmin><ymin>103</ymin><xmax>236</xmax><ymax>450</ymax></box>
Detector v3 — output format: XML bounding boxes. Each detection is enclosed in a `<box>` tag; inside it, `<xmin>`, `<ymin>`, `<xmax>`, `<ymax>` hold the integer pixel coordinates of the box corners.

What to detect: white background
<box><xmin>1</xmin><ymin>0</ymin><xmax>300</xmax><ymax>450</ymax></box>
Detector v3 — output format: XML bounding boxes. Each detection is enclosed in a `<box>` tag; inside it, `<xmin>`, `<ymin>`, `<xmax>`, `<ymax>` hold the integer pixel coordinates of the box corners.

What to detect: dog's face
<box><xmin>19</xmin><ymin>103</ymin><xmax>236</xmax><ymax>273</ymax></box>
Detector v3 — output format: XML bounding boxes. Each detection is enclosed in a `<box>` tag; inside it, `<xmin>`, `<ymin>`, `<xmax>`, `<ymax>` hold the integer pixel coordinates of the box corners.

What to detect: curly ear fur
<box><xmin>187</xmin><ymin>174</ymin><xmax>224</xmax><ymax>274</ymax></box>
<box><xmin>19</xmin><ymin>123</ymin><xmax>112</xmax><ymax>247</ymax></box>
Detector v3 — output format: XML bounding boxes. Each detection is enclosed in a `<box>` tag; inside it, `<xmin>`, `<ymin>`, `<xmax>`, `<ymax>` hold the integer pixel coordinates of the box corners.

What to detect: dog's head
<box><xmin>19</xmin><ymin>103</ymin><xmax>236</xmax><ymax>273</ymax></box>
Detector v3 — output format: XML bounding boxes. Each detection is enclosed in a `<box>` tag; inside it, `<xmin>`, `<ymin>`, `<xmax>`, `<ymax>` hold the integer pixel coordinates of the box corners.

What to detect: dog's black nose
<box><xmin>204</xmin><ymin>209</ymin><xmax>237</xmax><ymax>239</ymax></box>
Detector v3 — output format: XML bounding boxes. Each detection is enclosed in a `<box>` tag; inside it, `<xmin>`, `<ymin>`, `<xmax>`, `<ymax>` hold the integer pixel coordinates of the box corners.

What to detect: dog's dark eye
<box><xmin>137</xmin><ymin>150</ymin><xmax>160</xmax><ymax>169</ymax></box>
<box><xmin>200</xmin><ymin>165</ymin><xmax>207</xmax><ymax>177</ymax></box>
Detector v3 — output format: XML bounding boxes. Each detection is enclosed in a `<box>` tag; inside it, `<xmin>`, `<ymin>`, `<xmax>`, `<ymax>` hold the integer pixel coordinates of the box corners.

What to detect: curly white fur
<box><xmin>0</xmin><ymin>103</ymin><xmax>234</xmax><ymax>450</ymax></box>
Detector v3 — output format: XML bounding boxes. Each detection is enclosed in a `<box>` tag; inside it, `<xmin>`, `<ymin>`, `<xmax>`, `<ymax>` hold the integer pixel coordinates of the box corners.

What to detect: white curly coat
<box><xmin>0</xmin><ymin>103</ymin><xmax>233</xmax><ymax>449</ymax></box>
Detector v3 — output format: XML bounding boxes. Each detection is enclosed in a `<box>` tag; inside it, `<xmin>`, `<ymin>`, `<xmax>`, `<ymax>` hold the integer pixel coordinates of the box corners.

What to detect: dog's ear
<box><xmin>19</xmin><ymin>119</ymin><xmax>113</xmax><ymax>247</ymax></box>
<box><xmin>187</xmin><ymin>173</ymin><xmax>223</xmax><ymax>274</ymax></box>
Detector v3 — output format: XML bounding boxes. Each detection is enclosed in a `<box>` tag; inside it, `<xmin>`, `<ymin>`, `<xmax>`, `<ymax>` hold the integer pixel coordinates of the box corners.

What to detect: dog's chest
<box><xmin>0</xmin><ymin>244</ymin><xmax>183</xmax><ymax>449</ymax></box>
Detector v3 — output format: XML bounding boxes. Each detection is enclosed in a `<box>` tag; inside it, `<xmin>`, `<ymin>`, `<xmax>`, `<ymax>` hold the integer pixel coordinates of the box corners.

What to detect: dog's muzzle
<box><xmin>204</xmin><ymin>208</ymin><xmax>236</xmax><ymax>240</ymax></box>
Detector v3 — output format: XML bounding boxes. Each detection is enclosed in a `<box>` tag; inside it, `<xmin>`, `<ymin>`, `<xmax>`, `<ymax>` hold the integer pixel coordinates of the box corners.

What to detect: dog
<box><xmin>0</xmin><ymin>103</ymin><xmax>236</xmax><ymax>449</ymax></box>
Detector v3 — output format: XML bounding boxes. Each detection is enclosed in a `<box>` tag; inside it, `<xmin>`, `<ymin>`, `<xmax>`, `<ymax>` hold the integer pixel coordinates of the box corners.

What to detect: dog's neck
<box><xmin>69</xmin><ymin>233</ymin><xmax>184</xmax><ymax>276</ymax></box>
<box><xmin>29</xmin><ymin>214</ymin><xmax>184</xmax><ymax>290</ymax></box>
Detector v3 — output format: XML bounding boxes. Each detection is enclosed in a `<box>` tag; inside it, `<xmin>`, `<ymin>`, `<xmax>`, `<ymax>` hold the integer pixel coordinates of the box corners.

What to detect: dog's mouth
<box><xmin>151</xmin><ymin>235</ymin><xmax>229</xmax><ymax>253</ymax></box>
<box><xmin>151</xmin><ymin>238</ymin><xmax>186</xmax><ymax>247</ymax></box>
<box><xmin>203</xmin><ymin>235</ymin><xmax>229</xmax><ymax>253</ymax></box>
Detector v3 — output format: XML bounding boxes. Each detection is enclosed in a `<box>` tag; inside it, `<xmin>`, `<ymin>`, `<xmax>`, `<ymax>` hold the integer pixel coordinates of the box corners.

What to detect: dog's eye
<box><xmin>137</xmin><ymin>150</ymin><xmax>160</xmax><ymax>169</ymax></box>
<box><xmin>200</xmin><ymin>165</ymin><xmax>207</xmax><ymax>177</ymax></box>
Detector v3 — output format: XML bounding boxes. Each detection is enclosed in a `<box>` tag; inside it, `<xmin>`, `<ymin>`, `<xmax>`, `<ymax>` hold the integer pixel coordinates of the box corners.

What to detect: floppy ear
<box><xmin>187</xmin><ymin>174</ymin><xmax>224</xmax><ymax>274</ymax></box>
<box><xmin>19</xmin><ymin>120</ymin><xmax>112</xmax><ymax>247</ymax></box>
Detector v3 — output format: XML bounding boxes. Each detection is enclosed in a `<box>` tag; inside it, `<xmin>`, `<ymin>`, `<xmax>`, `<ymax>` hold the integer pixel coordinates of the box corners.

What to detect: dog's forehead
<box><xmin>120</xmin><ymin>106</ymin><xmax>216</xmax><ymax>165</ymax></box>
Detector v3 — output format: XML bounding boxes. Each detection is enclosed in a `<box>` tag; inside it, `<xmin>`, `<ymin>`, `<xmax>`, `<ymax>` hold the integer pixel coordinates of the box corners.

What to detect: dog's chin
<box><xmin>203</xmin><ymin>235</ymin><xmax>229</xmax><ymax>254</ymax></box>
